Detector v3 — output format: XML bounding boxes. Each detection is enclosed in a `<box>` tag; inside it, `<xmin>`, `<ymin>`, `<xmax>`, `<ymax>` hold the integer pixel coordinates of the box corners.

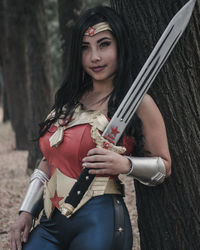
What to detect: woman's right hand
<box><xmin>10</xmin><ymin>212</ymin><xmax>33</xmax><ymax>250</ymax></box>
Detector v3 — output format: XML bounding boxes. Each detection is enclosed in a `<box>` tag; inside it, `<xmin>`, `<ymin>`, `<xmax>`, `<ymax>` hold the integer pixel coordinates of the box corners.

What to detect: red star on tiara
<box><xmin>86</xmin><ymin>26</ymin><xmax>96</xmax><ymax>36</ymax></box>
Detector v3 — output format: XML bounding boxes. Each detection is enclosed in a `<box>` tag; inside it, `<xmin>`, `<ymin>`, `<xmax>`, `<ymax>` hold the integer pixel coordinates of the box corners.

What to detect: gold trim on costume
<box><xmin>43</xmin><ymin>169</ymin><xmax>122</xmax><ymax>218</ymax></box>
<box><xmin>44</xmin><ymin>106</ymin><xmax>126</xmax><ymax>218</ymax></box>
<box><xmin>84</xmin><ymin>22</ymin><xmax>112</xmax><ymax>36</ymax></box>
<box><xmin>47</xmin><ymin>105</ymin><xmax>126</xmax><ymax>154</ymax></box>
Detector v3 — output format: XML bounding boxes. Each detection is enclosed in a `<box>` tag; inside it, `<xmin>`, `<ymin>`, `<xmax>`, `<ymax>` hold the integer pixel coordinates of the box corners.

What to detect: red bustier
<box><xmin>40</xmin><ymin>116</ymin><xmax>136</xmax><ymax>179</ymax></box>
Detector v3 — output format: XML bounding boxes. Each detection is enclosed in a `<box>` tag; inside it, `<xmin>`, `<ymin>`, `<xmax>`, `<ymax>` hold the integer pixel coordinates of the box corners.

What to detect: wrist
<box><xmin>19</xmin><ymin>211</ymin><xmax>34</xmax><ymax>218</ymax></box>
<box><xmin>121</xmin><ymin>156</ymin><xmax>132</xmax><ymax>174</ymax></box>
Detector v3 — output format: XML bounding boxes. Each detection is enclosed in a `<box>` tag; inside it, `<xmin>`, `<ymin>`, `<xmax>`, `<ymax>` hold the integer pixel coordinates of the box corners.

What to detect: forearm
<box><xmin>19</xmin><ymin>159</ymin><xmax>50</xmax><ymax>218</ymax></box>
<box><xmin>135</xmin><ymin>94</ymin><xmax>172</xmax><ymax>184</ymax></box>
<box><xmin>123</xmin><ymin>156</ymin><xmax>167</xmax><ymax>186</ymax></box>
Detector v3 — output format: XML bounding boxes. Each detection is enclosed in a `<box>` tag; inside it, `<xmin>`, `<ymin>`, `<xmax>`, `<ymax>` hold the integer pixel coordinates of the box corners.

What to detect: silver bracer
<box><xmin>19</xmin><ymin>169</ymin><xmax>49</xmax><ymax>218</ymax></box>
<box><xmin>125</xmin><ymin>156</ymin><xmax>166</xmax><ymax>186</ymax></box>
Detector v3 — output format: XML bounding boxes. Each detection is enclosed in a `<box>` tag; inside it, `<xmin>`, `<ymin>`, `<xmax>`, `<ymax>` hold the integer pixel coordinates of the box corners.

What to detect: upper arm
<box><xmin>38</xmin><ymin>157</ymin><xmax>51</xmax><ymax>177</ymax></box>
<box><xmin>136</xmin><ymin>94</ymin><xmax>171</xmax><ymax>176</ymax></box>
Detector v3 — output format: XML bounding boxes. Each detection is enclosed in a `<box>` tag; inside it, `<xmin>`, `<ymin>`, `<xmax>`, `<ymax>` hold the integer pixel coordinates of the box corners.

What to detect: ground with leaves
<box><xmin>0</xmin><ymin>108</ymin><xmax>140</xmax><ymax>250</ymax></box>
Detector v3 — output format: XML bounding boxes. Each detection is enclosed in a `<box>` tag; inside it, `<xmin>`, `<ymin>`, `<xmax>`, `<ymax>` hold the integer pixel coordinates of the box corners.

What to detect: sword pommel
<box><xmin>61</xmin><ymin>203</ymin><xmax>75</xmax><ymax>217</ymax></box>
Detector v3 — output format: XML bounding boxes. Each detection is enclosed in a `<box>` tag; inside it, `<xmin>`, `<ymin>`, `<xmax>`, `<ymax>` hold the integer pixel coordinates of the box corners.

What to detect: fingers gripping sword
<box><xmin>61</xmin><ymin>0</ymin><xmax>196</xmax><ymax>217</ymax></box>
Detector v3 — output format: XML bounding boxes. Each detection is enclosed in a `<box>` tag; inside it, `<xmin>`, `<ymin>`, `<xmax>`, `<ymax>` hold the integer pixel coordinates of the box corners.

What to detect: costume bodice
<box><xmin>39</xmin><ymin>105</ymin><xmax>136</xmax><ymax>179</ymax></box>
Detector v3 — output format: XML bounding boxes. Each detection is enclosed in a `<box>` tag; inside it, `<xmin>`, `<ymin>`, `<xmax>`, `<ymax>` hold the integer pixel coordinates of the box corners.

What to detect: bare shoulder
<box><xmin>138</xmin><ymin>94</ymin><xmax>157</xmax><ymax>108</ymax></box>
<box><xmin>136</xmin><ymin>94</ymin><xmax>162</xmax><ymax>122</ymax></box>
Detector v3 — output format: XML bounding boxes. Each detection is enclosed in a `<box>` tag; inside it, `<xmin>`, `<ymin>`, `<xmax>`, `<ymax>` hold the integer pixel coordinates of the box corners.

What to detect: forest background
<box><xmin>0</xmin><ymin>0</ymin><xmax>200</xmax><ymax>249</ymax></box>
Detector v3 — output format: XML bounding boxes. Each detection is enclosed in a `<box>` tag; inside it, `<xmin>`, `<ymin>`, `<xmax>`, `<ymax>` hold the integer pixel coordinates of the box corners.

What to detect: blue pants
<box><xmin>23</xmin><ymin>195</ymin><xmax>133</xmax><ymax>250</ymax></box>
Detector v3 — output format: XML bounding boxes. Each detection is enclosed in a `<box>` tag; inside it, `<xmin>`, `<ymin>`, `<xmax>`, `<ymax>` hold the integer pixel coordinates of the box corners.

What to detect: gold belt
<box><xmin>43</xmin><ymin>168</ymin><xmax>122</xmax><ymax>218</ymax></box>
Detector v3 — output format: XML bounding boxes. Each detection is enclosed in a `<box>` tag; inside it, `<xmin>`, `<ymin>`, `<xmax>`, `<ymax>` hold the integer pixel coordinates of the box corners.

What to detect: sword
<box><xmin>61</xmin><ymin>0</ymin><xmax>196</xmax><ymax>217</ymax></box>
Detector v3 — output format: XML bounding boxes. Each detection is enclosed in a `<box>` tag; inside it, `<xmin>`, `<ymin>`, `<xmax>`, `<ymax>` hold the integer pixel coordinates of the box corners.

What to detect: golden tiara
<box><xmin>84</xmin><ymin>22</ymin><xmax>112</xmax><ymax>36</ymax></box>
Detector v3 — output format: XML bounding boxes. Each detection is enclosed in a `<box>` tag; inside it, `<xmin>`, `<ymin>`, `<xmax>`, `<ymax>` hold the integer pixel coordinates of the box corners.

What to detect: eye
<box><xmin>99</xmin><ymin>41</ymin><xmax>111</xmax><ymax>49</ymax></box>
<box><xmin>81</xmin><ymin>45</ymin><xmax>88</xmax><ymax>51</ymax></box>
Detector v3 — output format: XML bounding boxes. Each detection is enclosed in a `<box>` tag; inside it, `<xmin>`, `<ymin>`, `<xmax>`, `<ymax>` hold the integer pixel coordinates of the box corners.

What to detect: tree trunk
<box><xmin>57</xmin><ymin>0</ymin><xmax>83</xmax><ymax>75</ymax></box>
<box><xmin>0</xmin><ymin>0</ymin><xmax>29</xmax><ymax>149</ymax></box>
<box><xmin>0</xmin><ymin>66</ymin><xmax>9</xmax><ymax>122</ymax></box>
<box><xmin>25</xmin><ymin>0</ymin><xmax>52</xmax><ymax>173</ymax></box>
<box><xmin>0</xmin><ymin>3</ymin><xmax>10</xmax><ymax>122</ymax></box>
<box><xmin>110</xmin><ymin>0</ymin><xmax>200</xmax><ymax>249</ymax></box>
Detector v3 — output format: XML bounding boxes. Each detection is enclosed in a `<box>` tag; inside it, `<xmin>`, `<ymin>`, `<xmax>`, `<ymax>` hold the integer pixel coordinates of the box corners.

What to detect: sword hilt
<box><xmin>63</xmin><ymin>168</ymin><xmax>95</xmax><ymax>212</ymax></box>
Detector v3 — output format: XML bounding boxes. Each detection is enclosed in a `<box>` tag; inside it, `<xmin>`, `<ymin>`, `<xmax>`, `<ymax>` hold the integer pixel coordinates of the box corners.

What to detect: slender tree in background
<box><xmin>0</xmin><ymin>2</ymin><xmax>9</xmax><ymax>122</ymax></box>
<box><xmin>57</xmin><ymin>0</ymin><xmax>83</xmax><ymax>75</ymax></box>
<box><xmin>25</xmin><ymin>0</ymin><xmax>52</xmax><ymax>172</ymax></box>
<box><xmin>44</xmin><ymin>0</ymin><xmax>62</xmax><ymax>89</ymax></box>
<box><xmin>0</xmin><ymin>66</ymin><xmax>9</xmax><ymax>122</ymax></box>
<box><xmin>0</xmin><ymin>0</ymin><xmax>52</xmax><ymax>170</ymax></box>
<box><xmin>0</xmin><ymin>0</ymin><xmax>29</xmax><ymax>149</ymax></box>
<box><xmin>110</xmin><ymin>0</ymin><xmax>200</xmax><ymax>249</ymax></box>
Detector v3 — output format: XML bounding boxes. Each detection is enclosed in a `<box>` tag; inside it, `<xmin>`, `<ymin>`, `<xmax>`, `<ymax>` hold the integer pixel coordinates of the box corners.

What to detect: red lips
<box><xmin>90</xmin><ymin>65</ymin><xmax>106</xmax><ymax>72</ymax></box>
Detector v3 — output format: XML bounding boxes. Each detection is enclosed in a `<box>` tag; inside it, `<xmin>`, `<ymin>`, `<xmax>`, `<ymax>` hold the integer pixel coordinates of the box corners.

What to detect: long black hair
<box><xmin>39</xmin><ymin>5</ymin><xmax>144</xmax><ymax>156</ymax></box>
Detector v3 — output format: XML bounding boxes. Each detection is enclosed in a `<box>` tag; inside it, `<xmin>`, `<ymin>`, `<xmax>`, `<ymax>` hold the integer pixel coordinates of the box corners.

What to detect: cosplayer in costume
<box><xmin>10</xmin><ymin>6</ymin><xmax>171</xmax><ymax>250</ymax></box>
<box><xmin>22</xmin><ymin>105</ymin><xmax>134</xmax><ymax>250</ymax></box>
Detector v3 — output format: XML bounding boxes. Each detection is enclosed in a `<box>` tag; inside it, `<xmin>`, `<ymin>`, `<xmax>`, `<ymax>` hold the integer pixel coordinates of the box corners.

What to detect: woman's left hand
<box><xmin>82</xmin><ymin>147</ymin><xmax>130</xmax><ymax>175</ymax></box>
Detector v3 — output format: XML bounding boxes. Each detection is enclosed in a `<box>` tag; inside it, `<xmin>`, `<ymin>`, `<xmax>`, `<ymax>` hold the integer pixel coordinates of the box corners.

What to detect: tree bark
<box><xmin>0</xmin><ymin>0</ymin><xmax>29</xmax><ymax>148</ymax></box>
<box><xmin>57</xmin><ymin>0</ymin><xmax>83</xmax><ymax>75</ymax></box>
<box><xmin>110</xmin><ymin>0</ymin><xmax>200</xmax><ymax>249</ymax></box>
<box><xmin>25</xmin><ymin>0</ymin><xmax>52</xmax><ymax>173</ymax></box>
<box><xmin>0</xmin><ymin>66</ymin><xmax>9</xmax><ymax>122</ymax></box>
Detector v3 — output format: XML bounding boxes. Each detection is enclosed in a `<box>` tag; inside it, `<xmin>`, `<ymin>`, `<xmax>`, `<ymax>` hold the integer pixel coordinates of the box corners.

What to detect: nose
<box><xmin>90</xmin><ymin>49</ymin><xmax>101</xmax><ymax>63</ymax></box>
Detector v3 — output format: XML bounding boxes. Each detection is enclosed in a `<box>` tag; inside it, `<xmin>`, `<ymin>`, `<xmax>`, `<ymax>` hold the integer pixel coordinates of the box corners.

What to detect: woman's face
<box><xmin>81</xmin><ymin>30</ymin><xmax>117</xmax><ymax>83</ymax></box>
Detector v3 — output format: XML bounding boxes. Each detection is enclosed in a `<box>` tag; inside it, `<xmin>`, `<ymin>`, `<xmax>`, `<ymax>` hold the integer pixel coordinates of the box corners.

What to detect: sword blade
<box><xmin>103</xmin><ymin>0</ymin><xmax>196</xmax><ymax>144</ymax></box>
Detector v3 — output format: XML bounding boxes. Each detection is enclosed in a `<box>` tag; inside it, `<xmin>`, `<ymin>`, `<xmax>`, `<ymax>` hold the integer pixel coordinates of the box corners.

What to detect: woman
<box><xmin>10</xmin><ymin>5</ymin><xmax>171</xmax><ymax>250</ymax></box>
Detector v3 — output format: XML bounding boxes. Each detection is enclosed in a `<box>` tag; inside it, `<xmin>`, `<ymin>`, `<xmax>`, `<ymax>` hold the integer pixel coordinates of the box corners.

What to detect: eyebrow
<box><xmin>82</xmin><ymin>37</ymin><xmax>112</xmax><ymax>44</ymax></box>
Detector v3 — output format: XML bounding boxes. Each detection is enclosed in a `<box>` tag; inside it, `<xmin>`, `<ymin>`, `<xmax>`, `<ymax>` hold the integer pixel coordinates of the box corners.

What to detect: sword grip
<box><xmin>64</xmin><ymin>168</ymin><xmax>95</xmax><ymax>208</ymax></box>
